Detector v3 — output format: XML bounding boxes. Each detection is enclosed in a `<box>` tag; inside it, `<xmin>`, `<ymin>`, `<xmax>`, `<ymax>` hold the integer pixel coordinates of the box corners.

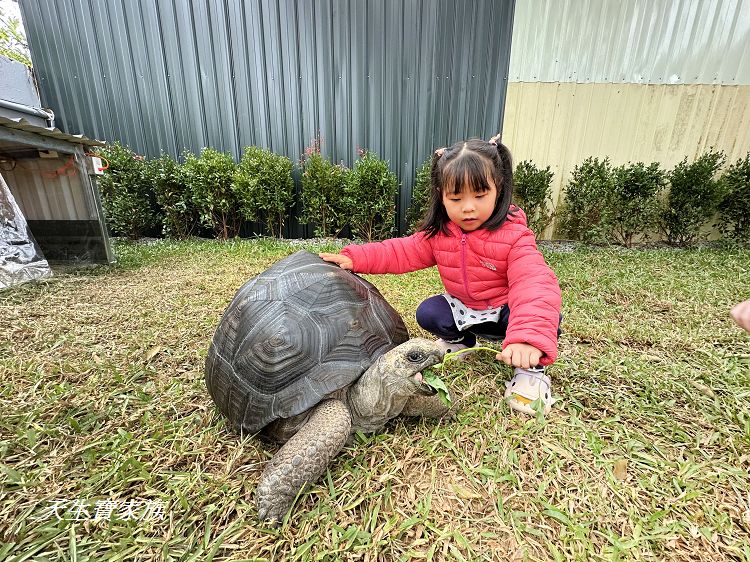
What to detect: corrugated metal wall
<box><xmin>3</xmin><ymin>157</ymin><xmax>96</xmax><ymax>221</ymax></box>
<box><xmin>504</xmin><ymin>82</ymin><xmax>750</xmax><ymax>184</ymax></box>
<box><xmin>19</xmin><ymin>0</ymin><xmax>515</xmax><ymax>236</ymax></box>
<box><xmin>504</xmin><ymin>0</ymin><xmax>750</xmax><ymax>237</ymax></box>
<box><xmin>510</xmin><ymin>0</ymin><xmax>750</xmax><ymax>85</ymax></box>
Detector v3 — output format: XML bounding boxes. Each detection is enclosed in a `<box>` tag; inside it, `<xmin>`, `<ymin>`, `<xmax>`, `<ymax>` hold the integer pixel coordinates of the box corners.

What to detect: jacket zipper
<box><xmin>460</xmin><ymin>233</ymin><xmax>474</xmax><ymax>301</ymax></box>
<box><xmin>461</xmin><ymin>232</ymin><xmax>492</xmax><ymax>308</ymax></box>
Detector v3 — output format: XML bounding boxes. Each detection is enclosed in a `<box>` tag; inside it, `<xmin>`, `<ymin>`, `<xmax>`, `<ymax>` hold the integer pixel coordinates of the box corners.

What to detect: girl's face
<box><xmin>442</xmin><ymin>179</ymin><xmax>497</xmax><ymax>231</ymax></box>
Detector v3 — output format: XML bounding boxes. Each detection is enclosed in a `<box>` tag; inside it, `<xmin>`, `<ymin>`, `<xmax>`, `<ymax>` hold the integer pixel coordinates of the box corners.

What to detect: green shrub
<box><xmin>555</xmin><ymin>157</ymin><xmax>612</xmax><ymax>243</ymax></box>
<box><xmin>95</xmin><ymin>142</ymin><xmax>159</xmax><ymax>239</ymax></box>
<box><xmin>405</xmin><ymin>157</ymin><xmax>431</xmax><ymax>234</ymax></box>
<box><xmin>661</xmin><ymin>151</ymin><xmax>725</xmax><ymax>246</ymax></box>
<box><xmin>718</xmin><ymin>154</ymin><xmax>750</xmax><ymax>242</ymax></box>
<box><xmin>145</xmin><ymin>153</ymin><xmax>197</xmax><ymax>239</ymax></box>
<box><xmin>182</xmin><ymin>148</ymin><xmax>239</xmax><ymax>240</ymax></box>
<box><xmin>299</xmin><ymin>137</ymin><xmax>349</xmax><ymax>238</ymax></box>
<box><xmin>513</xmin><ymin>160</ymin><xmax>554</xmax><ymax>237</ymax></box>
<box><xmin>233</xmin><ymin>146</ymin><xmax>294</xmax><ymax>238</ymax></box>
<box><xmin>605</xmin><ymin>161</ymin><xmax>666</xmax><ymax>247</ymax></box>
<box><xmin>344</xmin><ymin>150</ymin><xmax>399</xmax><ymax>242</ymax></box>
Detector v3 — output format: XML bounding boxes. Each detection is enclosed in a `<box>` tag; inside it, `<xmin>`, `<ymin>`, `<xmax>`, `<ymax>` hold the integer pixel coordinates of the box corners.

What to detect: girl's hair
<box><xmin>419</xmin><ymin>138</ymin><xmax>514</xmax><ymax>237</ymax></box>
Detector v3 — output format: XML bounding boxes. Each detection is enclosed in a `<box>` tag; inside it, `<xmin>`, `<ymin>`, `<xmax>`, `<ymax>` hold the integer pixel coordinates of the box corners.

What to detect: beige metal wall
<box><xmin>504</xmin><ymin>0</ymin><xmax>750</xmax><ymax>238</ymax></box>
<box><xmin>503</xmin><ymin>82</ymin><xmax>750</xmax><ymax>207</ymax></box>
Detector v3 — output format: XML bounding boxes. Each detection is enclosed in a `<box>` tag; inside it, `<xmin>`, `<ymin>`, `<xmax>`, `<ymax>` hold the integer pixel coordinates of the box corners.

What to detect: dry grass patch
<box><xmin>1</xmin><ymin>238</ymin><xmax>748</xmax><ymax>561</ymax></box>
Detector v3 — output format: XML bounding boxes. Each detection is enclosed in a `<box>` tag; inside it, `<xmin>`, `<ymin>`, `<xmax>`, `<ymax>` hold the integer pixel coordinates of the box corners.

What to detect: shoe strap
<box><xmin>513</xmin><ymin>367</ymin><xmax>550</xmax><ymax>390</ymax></box>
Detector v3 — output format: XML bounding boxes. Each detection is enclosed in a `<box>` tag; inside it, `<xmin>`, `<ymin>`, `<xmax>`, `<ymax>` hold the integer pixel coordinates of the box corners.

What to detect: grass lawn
<box><xmin>1</xmin><ymin>238</ymin><xmax>749</xmax><ymax>561</ymax></box>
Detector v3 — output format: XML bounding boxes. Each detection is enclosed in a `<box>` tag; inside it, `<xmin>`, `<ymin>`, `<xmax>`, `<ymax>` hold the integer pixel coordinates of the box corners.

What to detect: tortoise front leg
<box><xmin>255</xmin><ymin>399</ymin><xmax>351</xmax><ymax>524</ymax></box>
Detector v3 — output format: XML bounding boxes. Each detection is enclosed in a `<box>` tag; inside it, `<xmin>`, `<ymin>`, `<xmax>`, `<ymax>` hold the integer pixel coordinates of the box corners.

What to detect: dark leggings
<box><xmin>415</xmin><ymin>294</ymin><xmax>561</xmax><ymax>348</ymax></box>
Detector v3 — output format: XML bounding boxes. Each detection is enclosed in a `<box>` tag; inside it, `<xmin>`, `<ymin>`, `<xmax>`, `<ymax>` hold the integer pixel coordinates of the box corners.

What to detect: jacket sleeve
<box><xmin>340</xmin><ymin>232</ymin><xmax>437</xmax><ymax>274</ymax></box>
<box><xmin>502</xmin><ymin>230</ymin><xmax>562</xmax><ymax>365</ymax></box>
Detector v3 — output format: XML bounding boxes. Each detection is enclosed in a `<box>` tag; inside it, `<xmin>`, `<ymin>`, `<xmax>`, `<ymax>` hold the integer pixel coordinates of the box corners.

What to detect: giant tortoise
<box><xmin>205</xmin><ymin>251</ymin><xmax>448</xmax><ymax>523</ymax></box>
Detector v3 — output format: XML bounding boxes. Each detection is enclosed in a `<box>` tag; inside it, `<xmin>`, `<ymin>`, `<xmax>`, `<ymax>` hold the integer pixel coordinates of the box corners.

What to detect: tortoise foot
<box><xmin>255</xmin><ymin>399</ymin><xmax>351</xmax><ymax>524</ymax></box>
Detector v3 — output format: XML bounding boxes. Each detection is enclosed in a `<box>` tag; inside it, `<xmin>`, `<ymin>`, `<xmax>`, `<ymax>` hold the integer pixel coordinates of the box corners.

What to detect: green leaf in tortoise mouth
<box><xmin>421</xmin><ymin>346</ymin><xmax>503</xmax><ymax>407</ymax></box>
<box><xmin>421</xmin><ymin>369</ymin><xmax>451</xmax><ymax>407</ymax></box>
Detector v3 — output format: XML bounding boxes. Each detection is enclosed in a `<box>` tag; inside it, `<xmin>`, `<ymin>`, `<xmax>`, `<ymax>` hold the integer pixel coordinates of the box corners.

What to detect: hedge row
<box><xmin>97</xmin><ymin>141</ymin><xmax>750</xmax><ymax>246</ymax></box>
<box><xmin>95</xmin><ymin>138</ymin><xmax>398</xmax><ymax>242</ymax></box>
<box><xmin>555</xmin><ymin>152</ymin><xmax>750</xmax><ymax>246</ymax></box>
<box><xmin>408</xmin><ymin>151</ymin><xmax>750</xmax><ymax>246</ymax></box>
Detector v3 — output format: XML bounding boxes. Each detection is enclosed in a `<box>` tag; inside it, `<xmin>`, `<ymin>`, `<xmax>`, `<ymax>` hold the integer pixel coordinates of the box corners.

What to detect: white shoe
<box><xmin>504</xmin><ymin>367</ymin><xmax>555</xmax><ymax>415</ymax></box>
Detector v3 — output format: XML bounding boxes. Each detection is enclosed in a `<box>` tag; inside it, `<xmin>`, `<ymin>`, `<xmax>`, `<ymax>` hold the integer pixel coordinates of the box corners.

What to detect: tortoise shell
<box><xmin>205</xmin><ymin>250</ymin><xmax>409</xmax><ymax>433</ymax></box>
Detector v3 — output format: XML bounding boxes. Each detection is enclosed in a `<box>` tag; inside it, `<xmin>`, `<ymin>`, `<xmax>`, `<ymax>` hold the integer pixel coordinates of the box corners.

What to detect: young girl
<box><xmin>320</xmin><ymin>138</ymin><xmax>562</xmax><ymax>415</ymax></box>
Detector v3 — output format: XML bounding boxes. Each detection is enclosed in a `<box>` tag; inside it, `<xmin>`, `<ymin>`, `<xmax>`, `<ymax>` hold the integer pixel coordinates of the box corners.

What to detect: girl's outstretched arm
<box><xmin>504</xmin><ymin>230</ymin><xmax>562</xmax><ymax>365</ymax></box>
<box><xmin>319</xmin><ymin>253</ymin><xmax>353</xmax><ymax>270</ymax></box>
<box><xmin>327</xmin><ymin>234</ymin><xmax>436</xmax><ymax>275</ymax></box>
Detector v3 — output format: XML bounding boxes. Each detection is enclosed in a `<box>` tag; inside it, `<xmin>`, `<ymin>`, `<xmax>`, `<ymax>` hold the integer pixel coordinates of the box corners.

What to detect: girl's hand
<box><xmin>496</xmin><ymin>343</ymin><xmax>543</xmax><ymax>369</ymax></box>
<box><xmin>731</xmin><ymin>299</ymin><xmax>750</xmax><ymax>333</ymax></box>
<box><xmin>319</xmin><ymin>253</ymin><xmax>353</xmax><ymax>270</ymax></box>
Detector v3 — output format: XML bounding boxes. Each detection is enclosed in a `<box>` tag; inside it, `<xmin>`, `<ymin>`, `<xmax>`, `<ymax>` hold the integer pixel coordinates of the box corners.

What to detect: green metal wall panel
<box><xmin>19</xmin><ymin>0</ymin><xmax>514</xmax><ymax>236</ymax></box>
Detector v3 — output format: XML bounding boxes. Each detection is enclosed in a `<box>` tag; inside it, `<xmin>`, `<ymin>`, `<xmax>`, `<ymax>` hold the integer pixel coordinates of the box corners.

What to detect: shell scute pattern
<box><xmin>205</xmin><ymin>251</ymin><xmax>408</xmax><ymax>433</ymax></box>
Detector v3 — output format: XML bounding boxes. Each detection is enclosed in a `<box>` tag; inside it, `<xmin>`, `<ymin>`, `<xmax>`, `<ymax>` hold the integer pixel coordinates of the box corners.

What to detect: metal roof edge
<box><xmin>0</xmin><ymin>115</ymin><xmax>104</xmax><ymax>147</ymax></box>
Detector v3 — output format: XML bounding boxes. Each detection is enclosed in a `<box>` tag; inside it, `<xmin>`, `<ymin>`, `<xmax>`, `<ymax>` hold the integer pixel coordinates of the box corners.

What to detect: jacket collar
<box><xmin>446</xmin><ymin>221</ymin><xmax>492</xmax><ymax>240</ymax></box>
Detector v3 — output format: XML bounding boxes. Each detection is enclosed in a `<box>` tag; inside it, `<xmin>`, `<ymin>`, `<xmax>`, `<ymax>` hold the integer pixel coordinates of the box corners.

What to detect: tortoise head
<box><xmin>348</xmin><ymin>338</ymin><xmax>444</xmax><ymax>432</ymax></box>
<box><xmin>378</xmin><ymin>338</ymin><xmax>445</xmax><ymax>396</ymax></box>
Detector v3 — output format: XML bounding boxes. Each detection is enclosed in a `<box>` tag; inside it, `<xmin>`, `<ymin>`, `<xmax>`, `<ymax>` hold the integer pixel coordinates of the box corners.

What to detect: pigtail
<box><xmin>420</xmin><ymin>148</ymin><xmax>450</xmax><ymax>237</ymax></box>
<box><xmin>428</xmin><ymin>149</ymin><xmax>443</xmax><ymax>199</ymax></box>
<box><xmin>471</xmin><ymin>139</ymin><xmax>514</xmax><ymax>230</ymax></box>
<box><xmin>431</xmin><ymin>147</ymin><xmax>446</xmax><ymax>167</ymax></box>
<box><xmin>495</xmin><ymin>142</ymin><xmax>516</xmax><ymax>218</ymax></box>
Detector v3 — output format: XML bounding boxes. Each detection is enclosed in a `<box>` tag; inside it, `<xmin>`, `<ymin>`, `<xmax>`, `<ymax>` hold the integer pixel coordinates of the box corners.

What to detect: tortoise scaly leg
<box><xmin>255</xmin><ymin>399</ymin><xmax>351</xmax><ymax>524</ymax></box>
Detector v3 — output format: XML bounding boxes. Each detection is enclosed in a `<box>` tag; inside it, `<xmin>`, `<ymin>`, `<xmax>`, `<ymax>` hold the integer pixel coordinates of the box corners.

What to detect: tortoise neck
<box><xmin>348</xmin><ymin>357</ymin><xmax>409</xmax><ymax>433</ymax></box>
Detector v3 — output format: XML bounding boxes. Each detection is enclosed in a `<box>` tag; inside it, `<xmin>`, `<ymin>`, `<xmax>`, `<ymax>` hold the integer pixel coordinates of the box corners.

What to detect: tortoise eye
<box><xmin>406</xmin><ymin>351</ymin><xmax>426</xmax><ymax>363</ymax></box>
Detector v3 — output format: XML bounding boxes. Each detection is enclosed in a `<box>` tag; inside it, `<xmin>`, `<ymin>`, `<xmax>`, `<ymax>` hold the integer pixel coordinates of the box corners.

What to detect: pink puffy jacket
<box><xmin>340</xmin><ymin>207</ymin><xmax>562</xmax><ymax>365</ymax></box>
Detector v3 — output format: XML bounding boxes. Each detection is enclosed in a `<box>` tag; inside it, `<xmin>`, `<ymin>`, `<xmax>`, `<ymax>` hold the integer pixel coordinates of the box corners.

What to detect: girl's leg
<box><xmin>470</xmin><ymin>307</ymin><xmax>563</xmax><ymax>346</ymax></box>
<box><xmin>467</xmin><ymin>305</ymin><xmax>511</xmax><ymax>343</ymax></box>
<box><xmin>415</xmin><ymin>296</ymin><xmax>477</xmax><ymax>347</ymax></box>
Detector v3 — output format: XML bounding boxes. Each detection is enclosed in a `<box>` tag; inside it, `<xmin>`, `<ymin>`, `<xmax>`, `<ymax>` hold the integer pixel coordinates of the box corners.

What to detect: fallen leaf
<box><xmin>613</xmin><ymin>459</ymin><xmax>628</xmax><ymax>481</ymax></box>
<box><xmin>143</xmin><ymin>345</ymin><xmax>162</xmax><ymax>361</ymax></box>
<box><xmin>691</xmin><ymin>381</ymin><xmax>715</xmax><ymax>398</ymax></box>
<box><xmin>452</xmin><ymin>485</ymin><xmax>482</xmax><ymax>499</ymax></box>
